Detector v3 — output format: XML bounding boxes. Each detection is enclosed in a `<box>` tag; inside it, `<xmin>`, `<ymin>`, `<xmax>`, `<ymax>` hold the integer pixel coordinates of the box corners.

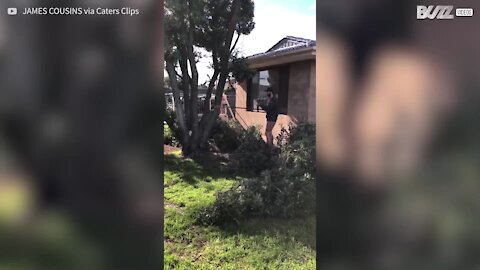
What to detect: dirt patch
<box><xmin>164</xmin><ymin>145</ymin><xmax>180</xmax><ymax>155</ymax></box>
<box><xmin>165</xmin><ymin>202</ymin><xmax>183</xmax><ymax>209</ymax></box>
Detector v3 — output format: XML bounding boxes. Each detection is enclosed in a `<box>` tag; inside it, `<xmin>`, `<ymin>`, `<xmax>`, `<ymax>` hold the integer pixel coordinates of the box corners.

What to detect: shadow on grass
<box><xmin>164</xmin><ymin>152</ymin><xmax>245</xmax><ymax>184</ymax></box>
<box><xmin>165</xmin><ymin>154</ymin><xmax>203</xmax><ymax>184</ymax></box>
<box><xmin>217</xmin><ymin>216</ymin><xmax>317</xmax><ymax>252</ymax></box>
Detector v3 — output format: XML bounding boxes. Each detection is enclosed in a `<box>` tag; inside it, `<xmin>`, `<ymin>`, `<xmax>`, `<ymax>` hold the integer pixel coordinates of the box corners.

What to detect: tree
<box><xmin>165</xmin><ymin>0</ymin><xmax>255</xmax><ymax>155</ymax></box>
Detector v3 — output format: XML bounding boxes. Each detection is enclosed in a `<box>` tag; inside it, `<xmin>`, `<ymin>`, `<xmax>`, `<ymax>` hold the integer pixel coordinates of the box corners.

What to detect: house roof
<box><xmin>247</xmin><ymin>36</ymin><xmax>316</xmax><ymax>60</ymax></box>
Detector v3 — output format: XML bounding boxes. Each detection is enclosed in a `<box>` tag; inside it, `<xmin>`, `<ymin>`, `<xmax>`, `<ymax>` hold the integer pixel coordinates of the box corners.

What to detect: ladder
<box><xmin>221</xmin><ymin>96</ymin><xmax>235</xmax><ymax>119</ymax></box>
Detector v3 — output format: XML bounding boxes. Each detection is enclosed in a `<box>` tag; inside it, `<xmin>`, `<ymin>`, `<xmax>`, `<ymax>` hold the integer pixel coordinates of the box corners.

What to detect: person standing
<box><xmin>221</xmin><ymin>93</ymin><xmax>228</xmax><ymax>115</ymax></box>
<box><xmin>261</xmin><ymin>87</ymin><xmax>279</xmax><ymax>146</ymax></box>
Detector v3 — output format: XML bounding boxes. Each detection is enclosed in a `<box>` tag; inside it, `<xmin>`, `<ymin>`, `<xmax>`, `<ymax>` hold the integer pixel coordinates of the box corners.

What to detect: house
<box><xmin>234</xmin><ymin>36</ymin><xmax>316</xmax><ymax>140</ymax></box>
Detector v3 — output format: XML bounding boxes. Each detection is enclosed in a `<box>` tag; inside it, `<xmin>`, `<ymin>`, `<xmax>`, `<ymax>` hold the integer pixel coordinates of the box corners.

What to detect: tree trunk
<box><xmin>166</xmin><ymin>60</ymin><xmax>190</xmax><ymax>147</ymax></box>
<box><xmin>230</xmin><ymin>33</ymin><xmax>241</xmax><ymax>54</ymax></box>
<box><xmin>203</xmin><ymin>48</ymin><xmax>220</xmax><ymax>114</ymax></box>
<box><xmin>178</xmin><ymin>53</ymin><xmax>192</xmax><ymax>129</ymax></box>
<box><xmin>185</xmin><ymin>2</ymin><xmax>200</xmax><ymax>154</ymax></box>
<box><xmin>198</xmin><ymin>0</ymin><xmax>242</xmax><ymax>148</ymax></box>
<box><xmin>204</xmin><ymin>69</ymin><xmax>220</xmax><ymax>114</ymax></box>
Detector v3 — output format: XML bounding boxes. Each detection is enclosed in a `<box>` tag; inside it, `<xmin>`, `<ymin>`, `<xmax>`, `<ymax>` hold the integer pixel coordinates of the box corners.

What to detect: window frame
<box><xmin>246</xmin><ymin>64</ymin><xmax>289</xmax><ymax>115</ymax></box>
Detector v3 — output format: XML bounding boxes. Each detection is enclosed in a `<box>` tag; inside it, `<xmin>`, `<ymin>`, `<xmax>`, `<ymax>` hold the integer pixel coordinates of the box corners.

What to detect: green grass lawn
<box><xmin>164</xmin><ymin>151</ymin><xmax>316</xmax><ymax>270</ymax></box>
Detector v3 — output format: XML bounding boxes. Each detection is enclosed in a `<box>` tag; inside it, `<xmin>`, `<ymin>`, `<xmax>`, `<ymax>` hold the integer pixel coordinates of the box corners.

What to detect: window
<box><xmin>247</xmin><ymin>66</ymin><xmax>289</xmax><ymax>114</ymax></box>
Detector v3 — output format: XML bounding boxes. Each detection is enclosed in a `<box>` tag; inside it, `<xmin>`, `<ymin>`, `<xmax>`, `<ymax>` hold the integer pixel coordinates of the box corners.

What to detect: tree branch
<box><xmin>204</xmin><ymin>69</ymin><xmax>220</xmax><ymax>114</ymax></box>
<box><xmin>203</xmin><ymin>48</ymin><xmax>220</xmax><ymax>114</ymax></box>
<box><xmin>178</xmin><ymin>49</ymin><xmax>192</xmax><ymax>128</ymax></box>
<box><xmin>186</xmin><ymin>0</ymin><xmax>201</xmax><ymax>152</ymax></box>
<box><xmin>174</xmin><ymin>69</ymin><xmax>183</xmax><ymax>80</ymax></box>
<box><xmin>230</xmin><ymin>32</ymin><xmax>241</xmax><ymax>54</ymax></box>
<box><xmin>199</xmin><ymin>0</ymin><xmax>242</xmax><ymax>147</ymax></box>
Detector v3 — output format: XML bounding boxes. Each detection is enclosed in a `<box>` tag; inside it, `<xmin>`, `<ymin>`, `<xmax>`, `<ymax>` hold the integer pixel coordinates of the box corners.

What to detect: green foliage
<box><xmin>197</xmin><ymin>123</ymin><xmax>316</xmax><ymax>225</ymax></box>
<box><xmin>232</xmin><ymin>125</ymin><xmax>274</xmax><ymax>175</ymax></box>
<box><xmin>208</xmin><ymin>120</ymin><xmax>243</xmax><ymax>152</ymax></box>
<box><xmin>277</xmin><ymin>123</ymin><xmax>316</xmax><ymax>176</ymax></box>
<box><xmin>165</xmin><ymin>0</ymin><xmax>255</xmax><ymax>65</ymax></box>
<box><xmin>230</xmin><ymin>56</ymin><xmax>255</xmax><ymax>82</ymax></box>
<box><xmin>207</xmin><ymin>121</ymin><xmax>273</xmax><ymax>175</ymax></box>
<box><xmin>164</xmin><ymin>109</ymin><xmax>182</xmax><ymax>147</ymax></box>
<box><xmin>195</xmin><ymin>0</ymin><xmax>255</xmax><ymax>53</ymax></box>
<box><xmin>164</xmin><ymin>123</ymin><xmax>180</xmax><ymax>147</ymax></box>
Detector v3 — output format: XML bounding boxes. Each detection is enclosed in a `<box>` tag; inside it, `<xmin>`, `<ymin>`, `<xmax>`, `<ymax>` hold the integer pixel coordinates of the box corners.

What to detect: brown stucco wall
<box><xmin>234</xmin><ymin>81</ymin><xmax>293</xmax><ymax>141</ymax></box>
<box><xmin>234</xmin><ymin>59</ymin><xmax>316</xmax><ymax>142</ymax></box>
<box><xmin>287</xmin><ymin>60</ymin><xmax>316</xmax><ymax>123</ymax></box>
<box><xmin>308</xmin><ymin>60</ymin><xmax>316</xmax><ymax>122</ymax></box>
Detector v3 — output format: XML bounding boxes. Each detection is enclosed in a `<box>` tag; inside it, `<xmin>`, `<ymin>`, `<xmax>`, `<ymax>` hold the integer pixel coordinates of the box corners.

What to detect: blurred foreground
<box><xmin>0</xmin><ymin>1</ymin><xmax>164</xmax><ymax>269</ymax></box>
<box><xmin>316</xmin><ymin>0</ymin><xmax>480</xmax><ymax>269</ymax></box>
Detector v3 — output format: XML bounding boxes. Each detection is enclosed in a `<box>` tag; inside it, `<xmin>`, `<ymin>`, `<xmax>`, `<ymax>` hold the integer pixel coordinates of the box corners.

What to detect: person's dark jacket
<box><xmin>262</xmin><ymin>97</ymin><xmax>279</xmax><ymax>122</ymax></box>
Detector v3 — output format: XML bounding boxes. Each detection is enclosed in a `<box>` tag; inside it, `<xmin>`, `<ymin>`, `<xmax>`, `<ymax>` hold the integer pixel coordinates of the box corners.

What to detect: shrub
<box><xmin>208</xmin><ymin>120</ymin><xmax>243</xmax><ymax>152</ymax></box>
<box><xmin>164</xmin><ymin>109</ymin><xmax>181</xmax><ymax>147</ymax></box>
<box><xmin>277</xmin><ymin>122</ymin><xmax>316</xmax><ymax>175</ymax></box>
<box><xmin>164</xmin><ymin>122</ymin><xmax>180</xmax><ymax>147</ymax></box>
<box><xmin>231</xmin><ymin>125</ymin><xmax>274</xmax><ymax>175</ymax></box>
<box><xmin>197</xmin><ymin>123</ymin><xmax>316</xmax><ymax>225</ymax></box>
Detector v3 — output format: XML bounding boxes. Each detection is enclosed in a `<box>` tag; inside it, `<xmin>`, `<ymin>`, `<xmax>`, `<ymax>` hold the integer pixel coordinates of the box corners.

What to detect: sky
<box><xmin>236</xmin><ymin>0</ymin><xmax>316</xmax><ymax>56</ymax></box>
<box><xmin>167</xmin><ymin>0</ymin><xmax>316</xmax><ymax>85</ymax></box>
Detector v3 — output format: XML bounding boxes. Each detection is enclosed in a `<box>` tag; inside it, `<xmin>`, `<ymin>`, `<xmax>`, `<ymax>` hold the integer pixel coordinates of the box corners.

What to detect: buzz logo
<box><xmin>417</xmin><ymin>5</ymin><xmax>454</xmax><ymax>19</ymax></box>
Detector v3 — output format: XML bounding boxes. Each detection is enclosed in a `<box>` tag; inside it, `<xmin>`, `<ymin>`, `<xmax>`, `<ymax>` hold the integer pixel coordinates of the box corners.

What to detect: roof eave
<box><xmin>246</xmin><ymin>47</ymin><xmax>316</xmax><ymax>69</ymax></box>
